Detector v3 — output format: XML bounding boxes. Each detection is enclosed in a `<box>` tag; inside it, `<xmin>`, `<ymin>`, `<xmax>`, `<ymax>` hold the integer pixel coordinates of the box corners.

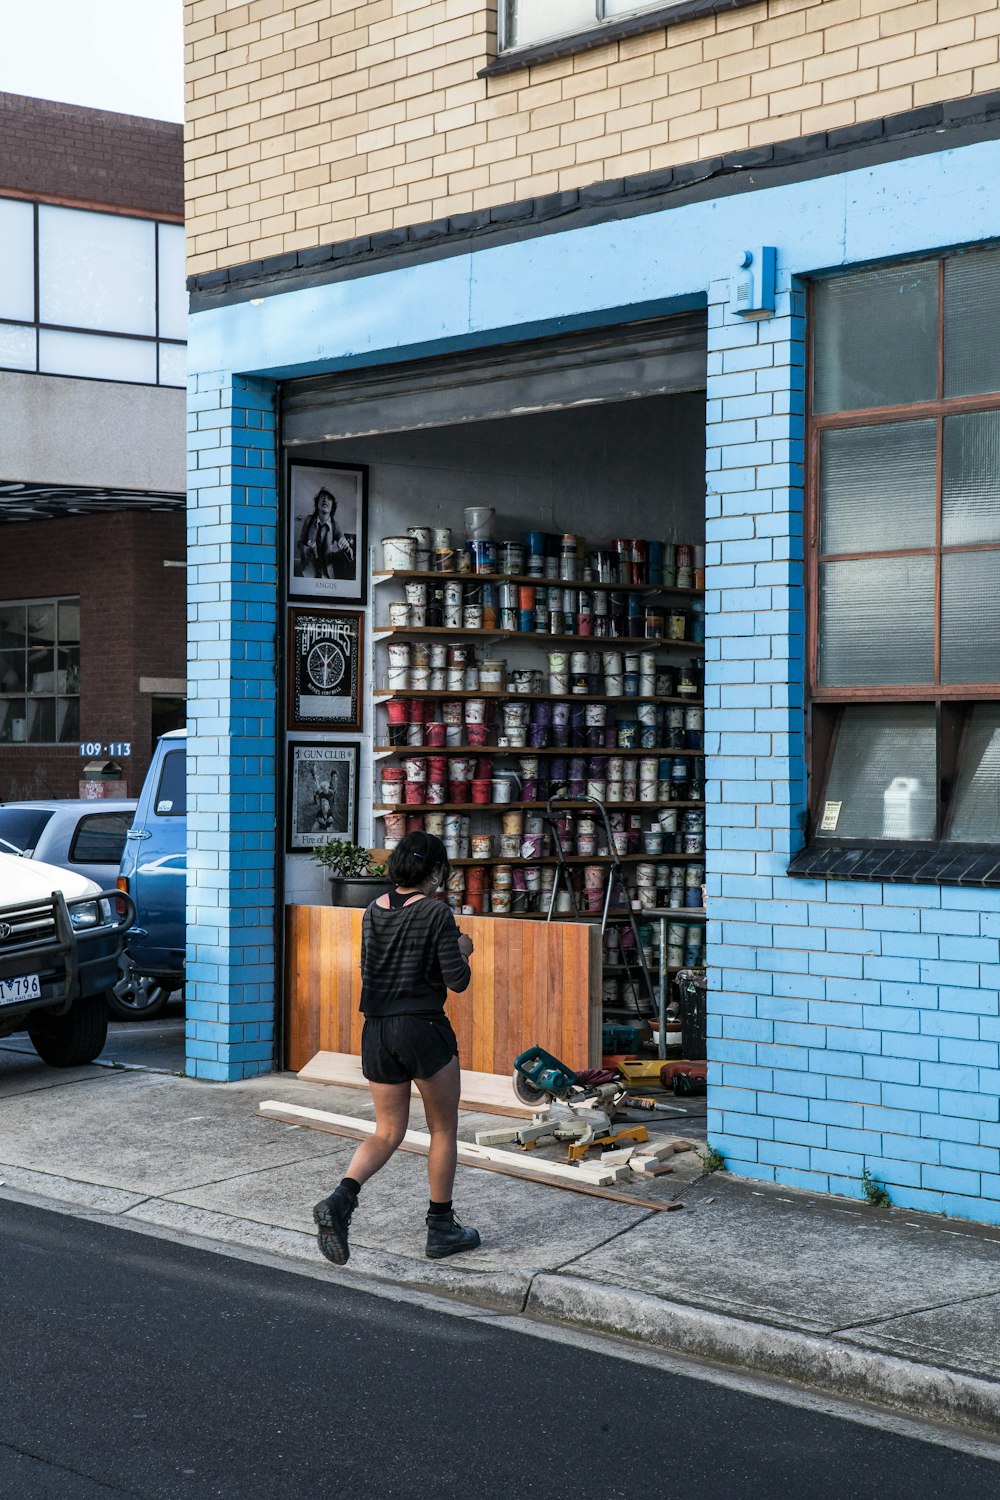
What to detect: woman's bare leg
<box><xmin>414</xmin><ymin>1056</ymin><xmax>461</xmax><ymax>1201</ymax></box>
<box><xmin>344</xmin><ymin>1080</ymin><xmax>411</xmax><ymax>1185</ymax></box>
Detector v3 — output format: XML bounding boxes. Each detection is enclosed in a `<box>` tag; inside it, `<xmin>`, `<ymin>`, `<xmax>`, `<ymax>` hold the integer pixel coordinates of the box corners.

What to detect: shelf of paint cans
<box><xmin>604</xmin><ymin>956</ymin><xmax>706</xmax><ymax>975</ymax></box>
<box><xmin>374</xmin><ymin>556</ymin><xmax>703</xmax><ymax>642</ymax></box>
<box><xmin>378</xmin><ymin>641</ymin><xmax>703</xmax><ymax>704</ymax></box>
<box><xmin>373</xmin><ymin>570</ymin><xmax>704</xmax><ymax>597</ymax></box>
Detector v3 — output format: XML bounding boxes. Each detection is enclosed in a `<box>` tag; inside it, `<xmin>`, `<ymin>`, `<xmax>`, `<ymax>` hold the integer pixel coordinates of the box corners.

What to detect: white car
<box><xmin>0</xmin><ymin>851</ymin><xmax>133</xmax><ymax>1067</ymax></box>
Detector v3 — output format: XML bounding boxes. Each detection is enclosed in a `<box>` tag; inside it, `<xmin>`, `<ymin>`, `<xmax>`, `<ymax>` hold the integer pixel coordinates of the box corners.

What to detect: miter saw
<box><xmin>474</xmin><ymin>1045</ymin><xmax>650</xmax><ymax>1161</ymax></box>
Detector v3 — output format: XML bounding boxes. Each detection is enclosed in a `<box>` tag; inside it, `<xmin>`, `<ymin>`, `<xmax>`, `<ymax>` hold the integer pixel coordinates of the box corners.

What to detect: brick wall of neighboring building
<box><xmin>0</xmin><ymin>513</ymin><xmax>186</xmax><ymax>803</ymax></box>
<box><xmin>0</xmin><ymin>92</ymin><xmax>184</xmax><ymax>217</ymax></box>
<box><xmin>183</xmin><ymin>0</ymin><xmax>1000</xmax><ymax>273</ymax></box>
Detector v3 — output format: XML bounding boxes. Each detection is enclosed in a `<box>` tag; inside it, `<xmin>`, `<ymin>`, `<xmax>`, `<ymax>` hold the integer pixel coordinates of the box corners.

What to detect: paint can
<box><xmin>382</xmin><ymin>535</ymin><xmax>416</xmax><ymax>570</ymax></box>
<box><xmin>464</xmin><ymin>506</ymin><xmax>495</xmax><ymax>541</ymax></box>
<box><xmin>499</xmin><ymin>542</ymin><xmax>525</xmax><ymax>574</ymax></box>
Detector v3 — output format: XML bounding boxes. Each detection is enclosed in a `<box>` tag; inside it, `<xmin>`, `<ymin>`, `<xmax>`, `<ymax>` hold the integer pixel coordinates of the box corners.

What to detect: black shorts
<box><xmin>360</xmin><ymin>1014</ymin><xmax>459</xmax><ymax>1085</ymax></box>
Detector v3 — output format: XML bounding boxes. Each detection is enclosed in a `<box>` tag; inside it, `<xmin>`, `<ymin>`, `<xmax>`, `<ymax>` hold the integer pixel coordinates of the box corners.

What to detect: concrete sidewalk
<box><xmin>2</xmin><ymin>1049</ymin><xmax>999</xmax><ymax>1437</ymax></box>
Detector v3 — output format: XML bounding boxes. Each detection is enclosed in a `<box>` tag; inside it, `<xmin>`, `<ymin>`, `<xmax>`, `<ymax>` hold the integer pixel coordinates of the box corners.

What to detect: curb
<box><xmin>125</xmin><ymin>1195</ymin><xmax>533</xmax><ymax>1313</ymax></box>
<box><xmin>527</xmin><ymin>1274</ymin><xmax>1000</xmax><ymax>1436</ymax></box>
<box><xmin>5</xmin><ymin>1172</ymin><xmax>1000</xmax><ymax>1436</ymax></box>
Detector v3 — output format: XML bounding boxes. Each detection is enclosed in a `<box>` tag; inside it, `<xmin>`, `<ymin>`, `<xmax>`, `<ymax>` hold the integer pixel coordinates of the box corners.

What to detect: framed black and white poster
<box><xmin>287</xmin><ymin>459</ymin><xmax>368</xmax><ymax>605</ymax></box>
<box><xmin>286</xmin><ymin>740</ymin><xmax>359</xmax><ymax>852</ymax></box>
<box><xmin>288</xmin><ymin>608</ymin><xmax>363</xmax><ymax>732</ymax></box>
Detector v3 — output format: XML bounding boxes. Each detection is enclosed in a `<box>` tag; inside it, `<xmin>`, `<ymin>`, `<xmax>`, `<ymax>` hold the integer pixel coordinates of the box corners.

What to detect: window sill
<box><xmin>787</xmin><ymin>842</ymin><xmax>1000</xmax><ymax>888</ymax></box>
<box><xmin>479</xmin><ymin>0</ymin><xmax>760</xmax><ymax>77</ymax></box>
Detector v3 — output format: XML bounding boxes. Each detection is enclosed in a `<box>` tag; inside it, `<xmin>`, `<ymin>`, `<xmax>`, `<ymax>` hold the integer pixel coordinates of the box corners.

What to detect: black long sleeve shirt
<box><xmin>359</xmin><ymin>896</ymin><xmax>471</xmax><ymax>1016</ymax></box>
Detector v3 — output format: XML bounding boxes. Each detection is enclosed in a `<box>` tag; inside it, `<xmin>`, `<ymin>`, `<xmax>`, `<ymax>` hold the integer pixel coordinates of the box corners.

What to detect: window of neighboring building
<box><xmin>501</xmin><ymin>0</ymin><xmax>665</xmax><ymax>49</ymax></box>
<box><xmin>807</xmin><ymin>248</ymin><xmax>1000</xmax><ymax>849</ymax></box>
<box><xmin>0</xmin><ymin>597</ymin><xmax>80</xmax><ymax>745</ymax></box>
<box><xmin>0</xmin><ymin>201</ymin><xmax>185</xmax><ymax>388</ymax></box>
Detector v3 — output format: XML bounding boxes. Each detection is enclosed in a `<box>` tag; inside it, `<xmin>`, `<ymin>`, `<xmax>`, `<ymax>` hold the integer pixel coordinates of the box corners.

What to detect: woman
<box><xmin>313</xmin><ymin>831</ymin><xmax>480</xmax><ymax>1264</ymax></box>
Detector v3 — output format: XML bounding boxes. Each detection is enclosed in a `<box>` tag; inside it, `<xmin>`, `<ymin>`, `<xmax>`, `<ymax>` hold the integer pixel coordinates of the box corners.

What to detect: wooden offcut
<box><xmin>258</xmin><ymin>1100</ymin><xmax>682</xmax><ymax>1211</ymax></box>
<box><xmin>298</xmin><ymin>1049</ymin><xmax>541</xmax><ymax>1119</ymax></box>
<box><xmin>285</xmin><ymin>905</ymin><xmax>602</xmax><ymax>1074</ymax></box>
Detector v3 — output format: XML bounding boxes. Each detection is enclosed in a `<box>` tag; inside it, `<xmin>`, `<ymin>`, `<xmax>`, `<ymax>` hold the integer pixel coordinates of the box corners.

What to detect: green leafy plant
<box><xmin>700</xmin><ymin>1145</ymin><xmax>726</xmax><ymax>1174</ymax></box>
<box><xmin>312</xmin><ymin>839</ymin><xmax>385</xmax><ymax>879</ymax></box>
<box><xmin>861</xmin><ymin>1168</ymin><xmax>892</xmax><ymax>1208</ymax></box>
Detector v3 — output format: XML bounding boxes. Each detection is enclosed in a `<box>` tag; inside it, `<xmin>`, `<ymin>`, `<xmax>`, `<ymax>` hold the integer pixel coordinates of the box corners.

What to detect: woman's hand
<box><xmin>457</xmin><ymin>932</ymin><xmax>474</xmax><ymax>959</ymax></box>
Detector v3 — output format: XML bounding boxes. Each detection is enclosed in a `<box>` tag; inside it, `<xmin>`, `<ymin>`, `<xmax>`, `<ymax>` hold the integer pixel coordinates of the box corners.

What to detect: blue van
<box><xmin>114</xmin><ymin>729</ymin><xmax>186</xmax><ymax>1019</ymax></box>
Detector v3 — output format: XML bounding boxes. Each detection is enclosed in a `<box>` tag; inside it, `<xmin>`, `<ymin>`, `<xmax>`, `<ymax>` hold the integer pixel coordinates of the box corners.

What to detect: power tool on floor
<box><xmin>474</xmin><ymin>1045</ymin><xmax>649</xmax><ymax>1161</ymax></box>
<box><xmin>660</xmin><ymin>1060</ymin><xmax>708</xmax><ymax>1096</ymax></box>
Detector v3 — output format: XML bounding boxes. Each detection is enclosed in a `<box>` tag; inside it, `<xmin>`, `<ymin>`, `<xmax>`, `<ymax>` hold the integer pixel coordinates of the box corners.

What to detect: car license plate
<box><xmin>0</xmin><ymin>973</ymin><xmax>42</xmax><ymax>1006</ymax></box>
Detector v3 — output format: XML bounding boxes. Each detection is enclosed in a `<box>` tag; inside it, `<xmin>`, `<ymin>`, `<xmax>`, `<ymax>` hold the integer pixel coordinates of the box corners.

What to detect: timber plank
<box><xmin>259</xmin><ymin>1099</ymin><xmax>679</xmax><ymax>1211</ymax></box>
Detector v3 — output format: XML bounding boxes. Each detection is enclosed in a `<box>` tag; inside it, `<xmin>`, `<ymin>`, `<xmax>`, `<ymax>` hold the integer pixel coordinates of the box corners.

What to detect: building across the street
<box><xmin>0</xmin><ymin>92</ymin><xmax>187</xmax><ymax>801</ymax></box>
<box><xmin>183</xmin><ymin>0</ymin><xmax>1000</xmax><ymax>1227</ymax></box>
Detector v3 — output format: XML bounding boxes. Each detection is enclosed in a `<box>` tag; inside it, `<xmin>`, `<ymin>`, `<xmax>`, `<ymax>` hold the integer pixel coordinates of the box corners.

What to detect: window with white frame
<box><xmin>501</xmin><ymin>0</ymin><xmax>665</xmax><ymax>49</ymax></box>
<box><xmin>0</xmin><ymin>598</ymin><xmax>80</xmax><ymax>746</ymax></box>
<box><xmin>0</xmin><ymin>199</ymin><xmax>185</xmax><ymax>388</ymax></box>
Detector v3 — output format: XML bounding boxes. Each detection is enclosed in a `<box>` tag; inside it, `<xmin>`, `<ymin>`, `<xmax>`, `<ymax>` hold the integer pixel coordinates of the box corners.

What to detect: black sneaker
<box><xmin>313</xmin><ymin>1184</ymin><xmax>357</xmax><ymax>1265</ymax></box>
<box><xmin>425</xmin><ymin>1210</ymin><xmax>481</xmax><ymax>1260</ymax></box>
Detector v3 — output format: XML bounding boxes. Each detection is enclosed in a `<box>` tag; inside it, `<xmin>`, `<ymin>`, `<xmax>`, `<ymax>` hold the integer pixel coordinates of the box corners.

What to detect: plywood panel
<box><xmin>285</xmin><ymin>905</ymin><xmax>599</xmax><ymax>1075</ymax></box>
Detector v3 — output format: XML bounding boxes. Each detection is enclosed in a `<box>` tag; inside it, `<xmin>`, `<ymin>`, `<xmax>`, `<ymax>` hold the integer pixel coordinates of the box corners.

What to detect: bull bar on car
<box><xmin>0</xmin><ymin>888</ymin><xmax>135</xmax><ymax>1014</ymax></box>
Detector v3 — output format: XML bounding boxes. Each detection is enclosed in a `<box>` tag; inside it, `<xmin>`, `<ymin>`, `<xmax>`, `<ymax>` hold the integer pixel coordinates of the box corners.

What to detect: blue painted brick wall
<box><xmin>703</xmin><ymin>274</ymin><xmax>1000</xmax><ymax>1228</ymax></box>
<box><xmin>185</xmin><ymin>372</ymin><xmax>278</xmax><ymax>1081</ymax></box>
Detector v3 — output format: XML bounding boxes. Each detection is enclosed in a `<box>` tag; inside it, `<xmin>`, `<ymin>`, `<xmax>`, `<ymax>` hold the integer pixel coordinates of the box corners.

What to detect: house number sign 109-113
<box><xmin>79</xmin><ymin>741</ymin><xmax>132</xmax><ymax>757</ymax></box>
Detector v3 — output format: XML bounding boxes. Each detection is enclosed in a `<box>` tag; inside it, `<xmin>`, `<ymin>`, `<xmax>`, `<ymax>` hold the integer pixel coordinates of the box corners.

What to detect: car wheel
<box><xmin>27</xmin><ymin>993</ymin><xmax>109</xmax><ymax>1068</ymax></box>
<box><xmin>106</xmin><ymin>975</ymin><xmax>173</xmax><ymax>1022</ymax></box>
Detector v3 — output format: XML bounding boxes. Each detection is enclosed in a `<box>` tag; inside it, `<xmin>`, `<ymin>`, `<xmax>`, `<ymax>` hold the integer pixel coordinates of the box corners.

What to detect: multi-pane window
<box><xmin>808</xmin><ymin>248</ymin><xmax>1000</xmax><ymax>848</ymax></box>
<box><xmin>501</xmin><ymin>0</ymin><xmax>664</xmax><ymax>48</ymax></box>
<box><xmin>0</xmin><ymin>598</ymin><xmax>80</xmax><ymax>745</ymax></box>
<box><xmin>0</xmin><ymin>200</ymin><xmax>185</xmax><ymax>388</ymax></box>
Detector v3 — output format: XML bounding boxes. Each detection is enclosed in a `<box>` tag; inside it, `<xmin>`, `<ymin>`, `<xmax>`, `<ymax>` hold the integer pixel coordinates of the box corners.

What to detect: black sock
<box><xmin>341</xmin><ymin>1177</ymin><xmax>361</xmax><ymax>1197</ymax></box>
<box><xmin>428</xmin><ymin>1199</ymin><xmax>452</xmax><ymax>1216</ymax></box>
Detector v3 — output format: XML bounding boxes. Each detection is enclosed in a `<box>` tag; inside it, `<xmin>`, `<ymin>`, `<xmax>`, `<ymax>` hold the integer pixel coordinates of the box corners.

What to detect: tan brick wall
<box><xmin>185</xmin><ymin>0</ymin><xmax>1000</xmax><ymax>274</ymax></box>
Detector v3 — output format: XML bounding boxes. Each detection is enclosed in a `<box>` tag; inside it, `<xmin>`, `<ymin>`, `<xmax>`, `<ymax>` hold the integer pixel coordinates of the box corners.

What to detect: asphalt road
<box><xmin>1</xmin><ymin>1200</ymin><xmax>997</xmax><ymax>1500</ymax></box>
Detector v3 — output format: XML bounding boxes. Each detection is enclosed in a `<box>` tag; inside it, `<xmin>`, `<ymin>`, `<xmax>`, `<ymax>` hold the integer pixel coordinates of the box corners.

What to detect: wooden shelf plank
<box><xmin>445</xmin><ymin>853</ymin><xmax>701</xmax><ymax>866</ymax></box>
<box><xmin>374</xmin><ymin>690</ymin><xmax>704</xmax><ymax>705</ymax></box>
<box><xmin>372</xmin><ymin>569</ymin><xmax>703</xmax><ymax>598</ymax></box>
<box><xmin>373</xmin><ymin>744</ymin><xmax>705</xmax><ymax>756</ymax></box>
<box><xmin>373</xmin><ymin>800</ymin><xmax>706</xmax><ymax>812</ymax></box>
<box><xmin>478</xmin><ymin>907</ymin><xmax>705</xmax><ymax>920</ymax></box>
<box><xmin>374</xmin><ymin>627</ymin><xmax>704</xmax><ymax>650</ymax></box>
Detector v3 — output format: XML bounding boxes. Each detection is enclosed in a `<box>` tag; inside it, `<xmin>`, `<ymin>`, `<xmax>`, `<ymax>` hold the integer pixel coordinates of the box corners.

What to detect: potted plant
<box><xmin>313</xmin><ymin>839</ymin><xmax>389</xmax><ymax>908</ymax></box>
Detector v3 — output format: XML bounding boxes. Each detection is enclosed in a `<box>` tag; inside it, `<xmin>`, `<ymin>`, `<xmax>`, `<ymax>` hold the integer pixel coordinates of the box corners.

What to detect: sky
<box><xmin>0</xmin><ymin>0</ymin><xmax>184</xmax><ymax>121</ymax></box>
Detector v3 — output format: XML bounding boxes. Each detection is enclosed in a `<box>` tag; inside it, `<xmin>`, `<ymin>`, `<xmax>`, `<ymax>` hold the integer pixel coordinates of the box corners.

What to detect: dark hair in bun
<box><xmin>386</xmin><ymin>830</ymin><xmax>449</xmax><ymax>889</ymax></box>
